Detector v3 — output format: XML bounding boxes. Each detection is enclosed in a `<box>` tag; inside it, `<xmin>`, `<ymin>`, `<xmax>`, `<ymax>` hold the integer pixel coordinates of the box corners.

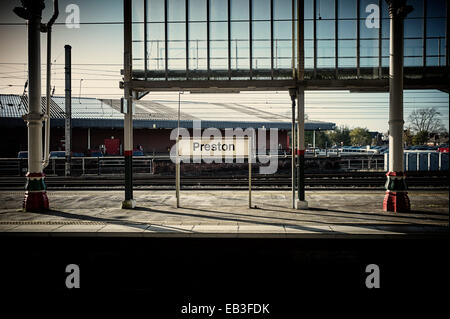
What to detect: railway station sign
<box><xmin>177</xmin><ymin>138</ymin><xmax>250</xmax><ymax>159</ymax></box>
<box><xmin>175</xmin><ymin>137</ymin><xmax>253</xmax><ymax>208</ymax></box>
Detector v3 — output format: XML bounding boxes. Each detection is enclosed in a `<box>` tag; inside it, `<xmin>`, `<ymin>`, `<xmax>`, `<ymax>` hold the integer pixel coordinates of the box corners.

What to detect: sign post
<box><xmin>176</xmin><ymin>137</ymin><xmax>251</xmax><ymax>208</ymax></box>
<box><xmin>176</xmin><ymin>91</ymin><xmax>182</xmax><ymax>208</ymax></box>
<box><xmin>248</xmin><ymin>142</ymin><xmax>252</xmax><ymax>208</ymax></box>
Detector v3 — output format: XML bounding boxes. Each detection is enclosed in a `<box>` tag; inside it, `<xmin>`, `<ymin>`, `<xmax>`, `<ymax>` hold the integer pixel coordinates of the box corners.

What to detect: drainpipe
<box><xmin>42</xmin><ymin>0</ymin><xmax>59</xmax><ymax>169</ymax></box>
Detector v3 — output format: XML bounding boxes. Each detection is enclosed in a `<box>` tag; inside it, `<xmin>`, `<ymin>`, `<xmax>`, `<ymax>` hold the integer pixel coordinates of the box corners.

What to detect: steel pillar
<box><xmin>21</xmin><ymin>1</ymin><xmax>48</xmax><ymax>212</ymax></box>
<box><xmin>289</xmin><ymin>89</ymin><xmax>296</xmax><ymax>209</ymax></box>
<box><xmin>295</xmin><ymin>0</ymin><xmax>307</xmax><ymax>209</ymax></box>
<box><xmin>296</xmin><ymin>87</ymin><xmax>308</xmax><ymax>209</ymax></box>
<box><xmin>64</xmin><ymin>45</ymin><xmax>72</xmax><ymax>176</ymax></box>
<box><xmin>383</xmin><ymin>0</ymin><xmax>412</xmax><ymax>213</ymax></box>
<box><xmin>87</xmin><ymin>128</ymin><xmax>91</xmax><ymax>150</ymax></box>
<box><xmin>122</xmin><ymin>0</ymin><xmax>135</xmax><ymax>209</ymax></box>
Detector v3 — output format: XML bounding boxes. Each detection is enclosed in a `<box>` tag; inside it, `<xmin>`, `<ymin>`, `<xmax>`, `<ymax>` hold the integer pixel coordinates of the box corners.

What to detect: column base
<box><xmin>383</xmin><ymin>191</ymin><xmax>410</xmax><ymax>213</ymax></box>
<box><xmin>384</xmin><ymin>171</ymin><xmax>410</xmax><ymax>212</ymax></box>
<box><xmin>122</xmin><ymin>199</ymin><xmax>136</xmax><ymax>209</ymax></box>
<box><xmin>23</xmin><ymin>172</ymin><xmax>48</xmax><ymax>212</ymax></box>
<box><xmin>296</xmin><ymin>200</ymin><xmax>309</xmax><ymax>210</ymax></box>
<box><xmin>23</xmin><ymin>191</ymin><xmax>49</xmax><ymax>212</ymax></box>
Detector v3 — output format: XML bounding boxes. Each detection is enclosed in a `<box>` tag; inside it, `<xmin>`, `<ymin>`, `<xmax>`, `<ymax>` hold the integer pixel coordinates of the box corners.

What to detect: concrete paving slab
<box><xmin>238</xmin><ymin>224</ymin><xmax>286</xmax><ymax>238</ymax></box>
<box><xmin>0</xmin><ymin>224</ymin><xmax>19</xmax><ymax>231</ymax></box>
<box><xmin>283</xmin><ymin>225</ymin><xmax>336</xmax><ymax>238</ymax></box>
<box><xmin>192</xmin><ymin>224</ymin><xmax>239</xmax><ymax>233</ymax></box>
<box><xmin>51</xmin><ymin>225</ymin><xmax>106</xmax><ymax>236</ymax></box>
<box><xmin>330</xmin><ymin>225</ymin><xmax>393</xmax><ymax>234</ymax></box>
<box><xmin>6</xmin><ymin>224</ymin><xmax>63</xmax><ymax>233</ymax></box>
<box><xmin>96</xmin><ymin>224</ymin><xmax>150</xmax><ymax>236</ymax></box>
<box><xmin>284</xmin><ymin>224</ymin><xmax>333</xmax><ymax>233</ymax></box>
<box><xmin>0</xmin><ymin>190</ymin><xmax>447</xmax><ymax>237</ymax></box>
<box><xmin>143</xmin><ymin>224</ymin><xmax>195</xmax><ymax>236</ymax></box>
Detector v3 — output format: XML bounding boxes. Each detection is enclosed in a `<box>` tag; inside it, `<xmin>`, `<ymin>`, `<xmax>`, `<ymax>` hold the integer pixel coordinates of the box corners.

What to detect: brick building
<box><xmin>0</xmin><ymin>94</ymin><xmax>335</xmax><ymax>157</ymax></box>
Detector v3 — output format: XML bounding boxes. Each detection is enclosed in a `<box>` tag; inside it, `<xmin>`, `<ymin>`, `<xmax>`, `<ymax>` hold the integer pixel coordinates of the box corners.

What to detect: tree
<box><xmin>349</xmin><ymin>127</ymin><xmax>372</xmax><ymax>146</ymax></box>
<box><xmin>327</xmin><ymin>125</ymin><xmax>351</xmax><ymax>146</ymax></box>
<box><xmin>408</xmin><ymin>108</ymin><xmax>445</xmax><ymax>134</ymax></box>
<box><xmin>305</xmin><ymin>131</ymin><xmax>331</xmax><ymax>148</ymax></box>
<box><xmin>403</xmin><ymin>128</ymin><xmax>414</xmax><ymax>146</ymax></box>
<box><xmin>412</xmin><ymin>130</ymin><xmax>429</xmax><ymax>145</ymax></box>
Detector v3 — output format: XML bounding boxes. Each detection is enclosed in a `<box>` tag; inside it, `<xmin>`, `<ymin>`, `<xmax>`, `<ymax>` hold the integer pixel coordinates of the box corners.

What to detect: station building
<box><xmin>0</xmin><ymin>94</ymin><xmax>335</xmax><ymax>157</ymax></box>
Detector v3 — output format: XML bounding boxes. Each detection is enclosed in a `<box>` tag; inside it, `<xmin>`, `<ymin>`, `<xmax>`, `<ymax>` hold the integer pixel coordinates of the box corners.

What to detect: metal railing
<box><xmin>0</xmin><ymin>157</ymin><xmax>153</xmax><ymax>177</ymax></box>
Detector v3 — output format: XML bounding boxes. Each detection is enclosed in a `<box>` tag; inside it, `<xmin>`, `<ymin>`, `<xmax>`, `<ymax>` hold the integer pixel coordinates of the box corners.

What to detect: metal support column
<box><xmin>335</xmin><ymin>0</ymin><xmax>338</xmax><ymax>79</ymax></box>
<box><xmin>356</xmin><ymin>0</ymin><xmax>360</xmax><ymax>79</ymax></box>
<box><xmin>291</xmin><ymin>0</ymin><xmax>295</xmax><ymax>78</ymax></box>
<box><xmin>296</xmin><ymin>87</ymin><xmax>307</xmax><ymax>208</ymax></box>
<box><xmin>227</xmin><ymin>0</ymin><xmax>231</xmax><ymax>79</ymax></box>
<box><xmin>176</xmin><ymin>91</ymin><xmax>181</xmax><ymax>208</ymax></box>
<box><xmin>164</xmin><ymin>0</ymin><xmax>168</xmax><ymax>80</ymax></box>
<box><xmin>296</xmin><ymin>0</ymin><xmax>307</xmax><ymax>209</ymax></box>
<box><xmin>274</xmin><ymin>0</ymin><xmax>277</xmax><ymax>79</ymax></box>
<box><xmin>313</xmin><ymin>0</ymin><xmax>317</xmax><ymax>79</ymax></box>
<box><xmin>64</xmin><ymin>45</ymin><xmax>72</xmax><ymax>177</ymax></box>
<box><xmin>248</xmin><ymin>139</ymin><xmax>252</xmax><ymax>208</ymax></box>
<box><xmin>207</xmin><ymin>0</ymin><xmax>211</xmax><ymax>79</ymax></box>
<box><xmin>19</xmin><ymin>0</ymin><xmax>49</xmax><ymax>212</ymax></box>
<box><xmin>249</xmin><ymin>0</ymin><xmax>253</xmax><ymax>80</ymax></box>
<box><xmin>144</xmin><ymin>0</ymin><xmax>148</xmax><ymax>80</ymax></box>
<box><xmin>383</xmin><ymin>0</ymin><xmax>411</xmax><ymax>213</ymax></box>
<box><xmin>122</xmin><ymin>0</ymin><xmax>136</xmax><ymax>209</ymax></box>
<box><xmin>378</xmin><ymin>0</ymin><xmax>382</xmax><ymax>78</ymax></box>
<box><xmin>87</xmin><ymin>128</ymin><xmax>91</xmax><ymax>150</ymax></box>
<box><xmin>446</xmin><ymin>0</ymin><xmax>449</xmax><ymax>68</ymax></box>
<box><xmin>423</xmin><ymin>0</ymin><xmax>427</xmax><ymax>69</ymax></box>
<box><xmin>313</xmin><ymin>130</ymin><xmax>316</xmax><ymax>149</ymax></box>
<box><xmin>289</xmin><ymin>88</ymin><xmax>296</xmax><ymax>209</ymax></box>
<box><xmin>185</xmin><ymin>0</ymin><xmax>189</xmax><ymax>79</ymax></box>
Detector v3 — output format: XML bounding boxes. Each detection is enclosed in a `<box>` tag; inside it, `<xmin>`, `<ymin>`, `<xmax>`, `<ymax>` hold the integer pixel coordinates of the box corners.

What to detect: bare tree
<box><xmin>408</xmin><ymin>108</ymin><xmax>445</xmax><ymax>133</ymax></box>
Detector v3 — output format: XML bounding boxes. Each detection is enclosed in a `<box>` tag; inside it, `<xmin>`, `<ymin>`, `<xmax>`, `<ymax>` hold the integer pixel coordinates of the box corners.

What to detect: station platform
<box><xmin>0</xmin><ymin>190</ymin><xmax>447</xmax><ymax>238</ymax></box>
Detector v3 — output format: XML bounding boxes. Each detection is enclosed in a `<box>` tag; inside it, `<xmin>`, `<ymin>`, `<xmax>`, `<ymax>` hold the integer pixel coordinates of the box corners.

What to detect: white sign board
<box><xmin>177</xmin><ymin>138</ymin><xmax>250</xmax><ymax>158</ymax></box>
<box><xmin>175</xmin><ymin>137</ymin><xmax>253</xmax><ymax>208</ymax></box>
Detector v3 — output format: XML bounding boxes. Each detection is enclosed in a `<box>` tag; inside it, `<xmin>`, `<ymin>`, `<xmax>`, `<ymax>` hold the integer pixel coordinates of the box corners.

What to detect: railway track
<box><xmin>0</xmin><ymin>172</ymin><xmax>447</xmax><ymax>190</ymax></box>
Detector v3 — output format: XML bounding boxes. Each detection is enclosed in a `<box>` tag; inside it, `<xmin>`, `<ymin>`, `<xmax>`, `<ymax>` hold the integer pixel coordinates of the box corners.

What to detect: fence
<box><xmin>384</xmin><ymin>152</ymin><xmax>449</xmax><ymax>172</ymax></box>
<box><xmin>0</xmin><ymin>154</ymin><xmax>390</xmax><ymax>177</ymax></box>
<box><xmin>0</xmin><ymin>157</ymin><xmax>153</xmax><ymax>177</ymax></box>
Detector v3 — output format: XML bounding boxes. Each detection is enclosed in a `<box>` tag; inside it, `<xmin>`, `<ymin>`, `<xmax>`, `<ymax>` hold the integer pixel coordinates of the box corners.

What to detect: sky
<box><xmin>0</xmin><ymin>0</ymin><xmax>448</xmax><ymax>132</ymax></box>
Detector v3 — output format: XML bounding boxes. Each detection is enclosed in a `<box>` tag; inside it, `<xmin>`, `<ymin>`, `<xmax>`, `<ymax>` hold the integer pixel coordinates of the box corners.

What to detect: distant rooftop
<box><xmin>0</xmin><ymin>94</ymin><xmax>335</xmax><ymax>131</ymax></box>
